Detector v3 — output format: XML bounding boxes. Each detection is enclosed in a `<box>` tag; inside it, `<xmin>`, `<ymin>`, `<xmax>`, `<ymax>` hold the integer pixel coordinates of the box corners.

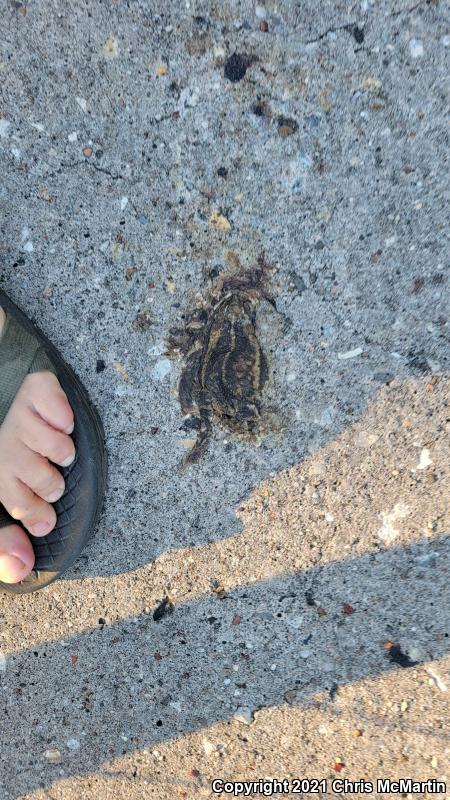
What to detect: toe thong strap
<box><xmin>0</xmin><ymin>313</ymin><xmax>54</xmax><ymax>425</ymax></box>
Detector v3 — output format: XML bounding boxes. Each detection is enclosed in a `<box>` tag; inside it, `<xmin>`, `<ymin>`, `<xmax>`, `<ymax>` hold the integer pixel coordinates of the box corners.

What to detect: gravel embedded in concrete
<box><xmin>0</xmin><ymin>1</ymin><xmax>449</xmax><ymax>798</ymax></box>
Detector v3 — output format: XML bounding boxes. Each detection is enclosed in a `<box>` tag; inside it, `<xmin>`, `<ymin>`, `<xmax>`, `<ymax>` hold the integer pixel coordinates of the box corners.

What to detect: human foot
<box><xmin>0</xmin><ymin>307</ymin><xmax>75</xmax><ymax>583</ymax></box>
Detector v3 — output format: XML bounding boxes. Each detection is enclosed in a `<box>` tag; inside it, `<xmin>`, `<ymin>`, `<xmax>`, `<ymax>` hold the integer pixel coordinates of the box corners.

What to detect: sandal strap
<box><xmin>0</xmin><ymin>313</ymin><xmax>53</xmax><ymax>424</ymax></box>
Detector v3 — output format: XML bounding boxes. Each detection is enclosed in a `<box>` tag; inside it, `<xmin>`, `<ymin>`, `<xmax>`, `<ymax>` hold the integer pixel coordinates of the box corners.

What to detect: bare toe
<box><xmin>20</xmin><ymin>410</ymin><xmax>75</xmax><ymax>468</ymax></box>
<box><xmin>19</xmin><ymin>371</ymin><xmax>74</xmax><ymax>433</ymax></box>
<box><xmin>13</xmin><ymin>443</ymin><xmax>65</xmax><ymax>503</ymax></box>
<box><xmin>0</xmin><ymin>367</ymin><xmax>75</xmax><ymax>541</ymax></box>
<box><xmin>0</xmin><ymin>523</ymin><xmax>35</xmax><ymax>583</ymax></box>
<box><xmin>0</xmin><ymin>477</ymin><xmax>57</xmax><ymax>537</ymax></box>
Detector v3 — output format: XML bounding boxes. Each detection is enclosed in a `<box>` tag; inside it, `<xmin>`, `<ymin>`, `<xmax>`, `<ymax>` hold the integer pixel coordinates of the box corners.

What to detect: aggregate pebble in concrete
<box><xmin>0</xmin><ymin>1</ymin><xmax>449</xmax><ymax>798</ymax></box>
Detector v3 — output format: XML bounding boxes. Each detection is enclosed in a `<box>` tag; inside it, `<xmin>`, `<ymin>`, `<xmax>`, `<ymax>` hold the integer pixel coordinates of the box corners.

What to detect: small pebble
<box><xmin>407</xmin><ymin>645</ymin><xmax>424</xmax><ymax>663</ymax></box>
<box><xmin>417</xmin><ymin>448</ymin><xmax>433</xmax><ymax>470</ymax></box>
<box><xmin>284</xmin><ymin>688</ymin><xmax>297</xmax><ymax>704</ymax></box>
<box><xmin>233</xmin><ymin>707</ymin><xmax>254</xmax><ymax>725</ymax></box>
<box><xmin>44</xmin><ymin>749</ymin><xmax>62</xmax><ymax>764</ymax></box>
<box><xmin>315</xmin><ymin>406</ymin><xmax>334</xmax><ymax>427</ymax></box>
<box><xmin>224</xmin><ymin>53</ymin><xmax>251</xmax><ymax>83</ymax></box>
<box><xmin>76</xmin><ymin>96</ymin><xmax>88</xmax><ymax>113</ymax></box>
<box><xmin>113</xmin><ymin>361</ymin><xmax>129</xmax><ymax>381</ymax></box>
<box><xmin>112</xmin><ymin>241</ymin><xmax>123</xmax><ymax>262</ymax></box>
<box><xmin>337</xmin><ymin>347</ymin><xmax>363</xmax><ymax>360</ymax></box>
<box><xmin>378</xmin><ymin>503</ymin><xmax>409</xmax><ymax>544</ymax></box>
<box><xmin>82</xmin><ymin>147</ymin><xmax>93</xmax><ymax>158</ymax></box>
<box><xmin>409</xmin><ymin>39</ymin><xmax>424</xmax><ymax>58</ymax></box>
<box><xmin>203</xmin><ymin>738</ymin><xmax>215</xmax><ymax>755</ymax></box>
<box><xmin>278</xmin><ymin>117</ymin><xmax>298</xmax><ymax>138</ymax></box>
<box><xmin>152</xmin><ymin>358</ymin><xmax>171</xmax><ymax>380</ymax></box>
<box><xmin>0</xmin><ymin>119</ymin><xmax>11</xmax><ymax>138</ymax></box>
<box><xmin>426</xmin><ymin>667</ymin><xmax>447</xmax><ymax>692</ymax></box>
<box><xmin>68</xmin><ymin>131</ymin><xmax>77</xmax><ymax>142</ymax></box>
<box><xmin>102</xmin><ymin>34</ymin><xmax>119</xmax><ymax>59</ymax></box>
<box><xmin>65</xmin><ymin>738</ymin><xmax>80</xmax><ymax>750</ymax></box>
<box><xmin>209</xmin><ymin>211</ymin><xmax>231</xmax><ymax>231</ymax></box>
<box><xmin>126</xmin><ymin>266</ymin><xmax>137</xmax><ymax>281</ymax></box>
<box><xmin>362</xmin><ymin>78</ymin><xmax>383</xmax><ymax>92</ymax></box>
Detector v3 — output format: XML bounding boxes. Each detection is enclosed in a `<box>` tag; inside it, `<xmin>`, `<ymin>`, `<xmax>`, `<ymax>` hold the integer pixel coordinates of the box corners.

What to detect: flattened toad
<box><xmin>167</xmin><ymin>254</ymin><xmax>274</xmax><ymax>466</ymax></box>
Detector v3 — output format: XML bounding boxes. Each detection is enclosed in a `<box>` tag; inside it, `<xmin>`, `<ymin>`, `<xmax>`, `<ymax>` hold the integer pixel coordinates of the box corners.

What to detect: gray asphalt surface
<box><xmin>0</xmin><ymin>1</ymin><xmax>449</xmax><ymax>798</ymax></box>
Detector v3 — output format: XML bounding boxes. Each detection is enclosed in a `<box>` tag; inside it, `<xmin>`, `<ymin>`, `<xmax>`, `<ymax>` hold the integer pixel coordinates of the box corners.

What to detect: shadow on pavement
<box><xmin>1</xmin><ymin>533</ymin><xmax>449</xmax><ymax>797</ymax></box>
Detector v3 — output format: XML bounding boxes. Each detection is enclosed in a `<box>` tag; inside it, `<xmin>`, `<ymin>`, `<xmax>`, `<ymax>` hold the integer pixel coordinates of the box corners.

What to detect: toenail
<box><xmin>61</xmin><ymin>452</ymin><xmax>75</xmax><ymax>467</ymax></box>
<box><xmin>46</xmin><ymin>487</ymin><xmax>65</xmax><ymax>503</ymax></box>
<box><xmin>0</xmin><ymin>554</ymin><xmax>29</xmax><ymax>582</ymax></box>
<box><xmin>65</xmin><ymin>421</ymin><xmax>74</xmax><ymax>435</ymax></box>
<box><xmin>30</xmin><ymin>521</ymin><xmax>52</xmax><ymax>536</ymax></box>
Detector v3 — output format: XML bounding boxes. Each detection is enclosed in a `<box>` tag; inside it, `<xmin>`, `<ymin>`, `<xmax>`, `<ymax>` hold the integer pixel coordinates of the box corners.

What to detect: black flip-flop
<box><xmin>0</xmin><ymin>290</ymin><xmax>107</xmax><ymax>593</ymax></box>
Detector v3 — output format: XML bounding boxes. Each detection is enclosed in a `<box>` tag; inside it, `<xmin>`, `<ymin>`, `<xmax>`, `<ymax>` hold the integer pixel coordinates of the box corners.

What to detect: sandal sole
<box><xmin>0</xmin><ymin>290</ymin><xmax>107</xmax><ymax>593</ymax></box>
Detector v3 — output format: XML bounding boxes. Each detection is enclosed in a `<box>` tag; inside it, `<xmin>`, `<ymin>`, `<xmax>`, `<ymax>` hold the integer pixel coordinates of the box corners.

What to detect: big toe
<box><xmin>0</xmin><ymin>524</ymin><xmax>35</xmax><ymax>583</ymax></box>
